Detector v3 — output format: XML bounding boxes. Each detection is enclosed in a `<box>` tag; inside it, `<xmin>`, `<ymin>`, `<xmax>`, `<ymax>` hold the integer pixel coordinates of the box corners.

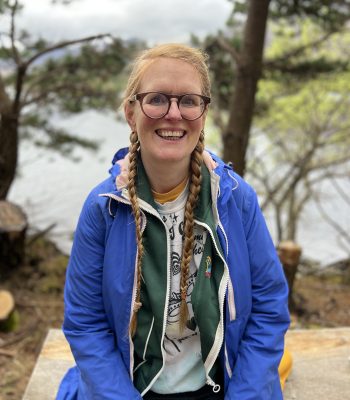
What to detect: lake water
<box><xmin>8</xmin><ymin>111</ymin><xmax>350</xmax><ymax>266</ymax></box>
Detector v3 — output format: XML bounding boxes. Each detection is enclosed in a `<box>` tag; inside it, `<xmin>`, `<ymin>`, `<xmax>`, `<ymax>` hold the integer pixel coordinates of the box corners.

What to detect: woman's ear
<box><xmin>124</xmin><ymin>101</ymin><xmax>136</xmax><ymax>131</ymax></box>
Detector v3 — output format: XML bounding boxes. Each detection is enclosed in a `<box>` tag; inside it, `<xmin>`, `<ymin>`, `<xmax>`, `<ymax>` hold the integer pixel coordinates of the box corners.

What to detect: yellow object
<box><xmin>152</xmin><ymin>178</ymin><xmax>188</xmax><ymax>204</ymax></box>
<box><xmin>278</xmin><ymin>348</ymin><xmax>293</xmax><ymax>390</ymax></box>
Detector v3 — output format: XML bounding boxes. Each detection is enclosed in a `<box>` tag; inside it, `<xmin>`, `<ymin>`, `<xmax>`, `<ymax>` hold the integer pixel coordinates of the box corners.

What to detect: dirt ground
<box><xmin>0</xmin><ymin>238</ymin><xmax>65</xmax><ymax>400</ymax></box>
<box><xmin>0</xmin><ymin>238</ymin><xmax>350</xmax><ymax>400</ymax></box>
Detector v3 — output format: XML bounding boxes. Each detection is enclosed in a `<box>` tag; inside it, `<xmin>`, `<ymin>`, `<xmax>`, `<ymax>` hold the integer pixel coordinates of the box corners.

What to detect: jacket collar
<box><xmin>108</xmin><ymin>147</ymin><xmax>240</xmax><ymax>204</ymax></box>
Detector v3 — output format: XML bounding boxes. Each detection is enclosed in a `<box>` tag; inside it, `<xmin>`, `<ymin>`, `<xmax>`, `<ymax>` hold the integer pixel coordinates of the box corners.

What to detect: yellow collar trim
<box><xmin>152</xmin><ymin>177</ymin><xmax>188</xmax><ymax>204</ymax></box>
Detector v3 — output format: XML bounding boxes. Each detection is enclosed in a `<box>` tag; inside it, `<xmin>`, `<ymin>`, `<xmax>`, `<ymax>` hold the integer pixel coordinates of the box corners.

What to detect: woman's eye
<box><xmin>147</xmin><ymin>93</ymin><xmax>167</xmax><ymax>105</ymax></box>
<box><xmin>181</xmin><ymin>95</ymin><xmax>199</xmax><ymax>107</ymax></box>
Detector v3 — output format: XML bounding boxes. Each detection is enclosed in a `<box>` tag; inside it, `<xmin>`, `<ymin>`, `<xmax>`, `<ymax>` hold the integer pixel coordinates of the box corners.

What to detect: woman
<box><xmin>57</xmin><ymin>43</ymin><xmax>290</xmax><ymax>400</ymax></box>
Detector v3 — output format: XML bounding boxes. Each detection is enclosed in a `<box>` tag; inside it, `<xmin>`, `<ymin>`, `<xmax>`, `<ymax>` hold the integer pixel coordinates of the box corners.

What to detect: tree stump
<box><xmin>277</xmin><ymin>241</ymin><xmax>302</xmax><ymax>311</ymax></box>
<box><xmin>0</xmin><ymin>290</ymin><xmax>18</xmax><ymax>332</ymax></box>
<box><xmin>0</xmin><ymin>200</ymin><xmax>28</xmax><ymax>277</ymax></box>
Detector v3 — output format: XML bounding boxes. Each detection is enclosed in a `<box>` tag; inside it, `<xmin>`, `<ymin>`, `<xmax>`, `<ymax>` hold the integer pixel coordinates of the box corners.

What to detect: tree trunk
<box><xmin>286</xmin><ymin>191</ymin><xmax>298</xmax><ymax>241</ymax></box>
<box><xmin>0</xmin><ymin>112</ymin><xmax>19</xmax><ymax>200</ymax></box>
<box><xmin>223</xmin><ymin>0</ymin><xmax>270</xmax><ymax>176</ymax></box>
<box><xmin>277</xmin><ymin>240</ymin><xmax>302</xmax><ymax>312</ymax></box>
<box><xmin>0</xmin><ymin>290</ymin><xmax>18</xmax><ymax>332</ymax></box>
<box><xmin>0</xmin><ymin>200</ymin><xmax>27</xmax><ymax>277</ymax></box>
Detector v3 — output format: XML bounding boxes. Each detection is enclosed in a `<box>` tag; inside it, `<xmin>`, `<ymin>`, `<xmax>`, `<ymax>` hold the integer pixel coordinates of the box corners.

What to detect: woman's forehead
<box><xmin>139</xmin><ymin>57</ymin><xmax>202</xmax><ymax>94</ymax></box>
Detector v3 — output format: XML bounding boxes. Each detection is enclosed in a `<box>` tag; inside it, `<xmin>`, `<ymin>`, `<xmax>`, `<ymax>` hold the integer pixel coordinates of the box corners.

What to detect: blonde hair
<box><xmin>123</xmin><ymin>43</ymin><xmax>211</xmax><ymax>106</ymax></box>
<box><xmin>126</xmin><ymin>44</ymin><xmax>209</xmax><ymax>336</ymax></box>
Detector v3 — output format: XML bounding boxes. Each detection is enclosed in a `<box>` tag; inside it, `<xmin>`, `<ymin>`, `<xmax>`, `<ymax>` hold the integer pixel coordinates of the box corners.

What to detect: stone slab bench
<box><xmin>22</xmin><ymin>327</ymin><xmax>350</xmax><ymax>399</ymax></box>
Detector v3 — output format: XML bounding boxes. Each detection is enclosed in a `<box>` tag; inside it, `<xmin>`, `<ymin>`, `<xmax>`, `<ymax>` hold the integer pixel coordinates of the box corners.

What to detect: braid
<box><xmin>128</xmin><ymin>131</ymin><xmax>144</xmax><ymax>337</ymax></box>
<box><xmin>179</xmin><ymin>131</ymin><xmax>205</xmax><ymax>332</ymax></box>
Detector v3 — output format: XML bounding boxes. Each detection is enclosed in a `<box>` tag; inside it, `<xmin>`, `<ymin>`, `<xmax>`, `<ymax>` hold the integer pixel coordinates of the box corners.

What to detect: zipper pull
<box><xmin>206</xmin><ymin>377</ymin><xmax>221</xmax><ymax>393</ymax></box>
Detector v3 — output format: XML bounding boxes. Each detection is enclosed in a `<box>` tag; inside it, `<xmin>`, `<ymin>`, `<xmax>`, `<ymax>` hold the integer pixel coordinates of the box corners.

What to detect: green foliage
<box><xmin>201</xmin><ymin>35</ymin><xmax>236</xmax><ymax>110</ymax></box>
<box><xmin>20</xmin><ymin>113</ymin><xmax>98</xmax><ymax>157</ymax></box>
<box><xmin>265</xmin><ymin>19</ymin><xmax>350</xmax><ymax>80</ymax></box>
<box><xmin>21</xmin><ymin>38</ymin><xmax>135</xmax><ymax>113</ymax></box>
<box><xmin>0</xmin><ymin>0</ymin><xmax>145</xmax><ymax>162</ymax></box>
<box><xmin>0</xmin><ymin>0</ymin><xmax>23</xmax><ymax>13</ymax></box>
<box><xmin>269</xmin><ymin>0</ymin><xmax>350</xmax><ymax>31</ymax></box>
<box><xmin>257</xmin><ymin>72</ymin><xmax>350</xmax><ymax>152</ymax></box>
<box><xmin>0</xmin><ymin>310</ymin><xmax>20</xmax><ymax>332</ymax></box>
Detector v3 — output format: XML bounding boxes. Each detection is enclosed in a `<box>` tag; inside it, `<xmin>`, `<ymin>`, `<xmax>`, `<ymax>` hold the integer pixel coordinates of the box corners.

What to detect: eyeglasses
<box><xmin>131</xmin><ymin>92</ymin><xmax>210</xmax><ymax>121</ymax></box>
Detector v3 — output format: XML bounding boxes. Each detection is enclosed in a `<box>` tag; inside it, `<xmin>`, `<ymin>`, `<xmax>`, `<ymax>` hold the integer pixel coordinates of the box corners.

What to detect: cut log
<box><xmin>0</xmin><ymin>290</ymin><xmax>18</xmax><ymax>332</ymax></box>
<box><xmin>277</xmin><ymin>241</ymin><xmax>302</xmax><ymax>311</ymax></box>
<box><xmin>0</xmin><ymin>200</ymin><xmax>28</xmax><ymax>277</ymax></box>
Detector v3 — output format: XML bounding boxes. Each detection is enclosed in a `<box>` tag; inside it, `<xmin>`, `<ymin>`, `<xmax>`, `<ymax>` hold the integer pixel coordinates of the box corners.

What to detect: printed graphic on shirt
<box><xmin>159</xmin><ymin>206</ymin><xmax>206</xmax><ymax>342</ymax></box>
<box><xmin>171</xmin><ymin>251</ymin><xmax>181</xmax><ymax>275</ymax></box>
<box><xmin>193</xmin><ymin>233</ymin><xmax>204</xmax><ymax>256</ymax></box>
<box><xmin>167</xmin><ymin>270</ymin><xmax>197</xmax><ymax>328</ymax></box>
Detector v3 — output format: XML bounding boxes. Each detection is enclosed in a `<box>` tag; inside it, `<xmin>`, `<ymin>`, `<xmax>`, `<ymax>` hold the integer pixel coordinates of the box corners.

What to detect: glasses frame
<box><xmin>131</xmin><ymin>92</ymin><xmax>211</xmax><ymax>121</ymax></box>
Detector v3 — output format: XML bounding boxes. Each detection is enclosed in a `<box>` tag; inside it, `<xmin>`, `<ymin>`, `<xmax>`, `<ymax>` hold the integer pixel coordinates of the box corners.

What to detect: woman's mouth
<box><xmin>155</xmin><ymin>129</ymin><xmax>186</xmax><ymax>140</ymax></box>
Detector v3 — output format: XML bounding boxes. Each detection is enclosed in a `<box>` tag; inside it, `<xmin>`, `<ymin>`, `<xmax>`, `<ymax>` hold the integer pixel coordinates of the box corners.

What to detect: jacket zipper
<box><xmin>195</xmin><ymin>220</ymin><xmax>229</xmax><ymax>393</ymax></box>
<box><xmin>216</xmin><ymin>219</ymin><xmax>235</xmax><ymax>321</ymax></box>
<box><xmin>210</xmin><ymin>169</ymin><xmax>237</xmax><ymax>381</ymax></box>
<box><xmin>210</xmin><ymin>171</ymin><xmax>235</xmax><ymax>320</ymax></box>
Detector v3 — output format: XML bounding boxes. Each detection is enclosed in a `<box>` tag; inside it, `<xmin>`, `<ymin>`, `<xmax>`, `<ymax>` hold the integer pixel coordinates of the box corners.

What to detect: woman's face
<box><xmin>125</xmin><ymin>58</ymin><xmax>207</xmax><ymax>171</ymax></box>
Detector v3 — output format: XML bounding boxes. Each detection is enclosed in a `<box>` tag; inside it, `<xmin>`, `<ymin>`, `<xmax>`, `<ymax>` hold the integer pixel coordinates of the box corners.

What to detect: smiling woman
<box><xmin>124</xmin><ymin>57</ymin><xmax>208</xmax><ymax>192</ymax></box>
<box><xmin>56</xmin><ymin>43</ymin><xmax>290</xmax><ymax>400</ymax></box>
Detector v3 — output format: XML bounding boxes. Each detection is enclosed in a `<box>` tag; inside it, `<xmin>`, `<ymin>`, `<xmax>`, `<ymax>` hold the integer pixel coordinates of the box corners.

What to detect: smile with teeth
<box><xmin>156</xmin><ymin>129</ymin><xmax>185</xmax><ymax>140</ymax></box>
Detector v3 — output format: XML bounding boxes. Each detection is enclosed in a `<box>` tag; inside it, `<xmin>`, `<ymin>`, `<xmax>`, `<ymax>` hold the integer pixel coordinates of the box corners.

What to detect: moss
<box><xmin>0</xmin><ymin>310</ymin><xmax>20</xmax><ymax>332</ymax></box>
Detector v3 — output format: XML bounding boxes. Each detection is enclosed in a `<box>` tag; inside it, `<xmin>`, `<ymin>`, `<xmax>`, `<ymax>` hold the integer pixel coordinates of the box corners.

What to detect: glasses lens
<box><xmin>141</xmin><ymin>93</ymin><xmax>169</xmax><ymax>118</ymax></box>
<box><xmin>179</xmin><ymin>94</ymin><xmax>205</xmax><ymax>120</ymax></box>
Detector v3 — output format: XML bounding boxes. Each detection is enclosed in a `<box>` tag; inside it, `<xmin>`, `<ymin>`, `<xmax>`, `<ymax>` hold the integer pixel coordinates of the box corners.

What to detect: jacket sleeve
<box><xmin>225</xmin><ymin>187</ymin><xmax>290</xmax><ymax>400</ymax></box>
<box><xmin>63</xmin><ymin>193</ymin><xmax>141</xmax><ymax>400</ymax></box>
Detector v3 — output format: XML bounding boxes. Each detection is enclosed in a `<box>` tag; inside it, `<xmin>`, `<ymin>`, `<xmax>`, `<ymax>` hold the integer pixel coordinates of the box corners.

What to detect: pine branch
<box><xmin>216</xmin><ymin>35</ymin><xmax>241</xmax><ymax>66</ymax></box>
<box><xmin>10</xmin><ymin>0</ymin><xmax>21</xmax><ymax>65</ymax></box>
<box><xmin>264</xmin><ymin>31</ymin><xmax>333</xmax><ymax>70</ymax></box>
<box><xmin>23</xmin><ymin>34</ymin><xmax>111</xmax><ymax>69</ymax></box>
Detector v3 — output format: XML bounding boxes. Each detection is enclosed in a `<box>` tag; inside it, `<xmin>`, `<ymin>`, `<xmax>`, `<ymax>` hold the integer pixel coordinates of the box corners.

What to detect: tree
<box><xmin>199</xmin><ymin>1</ymin><xmax>350</xmax><ymax>250</ymax></box>
<box><xmin>313</xmin><ymin>178</ymin><xmax>350</xmax><ymax>257</ymax></box>
<box><xmin>249</xmin><ymin>70</ymin><xmax>350</xmax><ymax>243</ymax></box>
<box><xmin>216</xmin><ymin>0</ymin><xmax>271</xmax><ymax>177</ymax></box>
<box><xmin>245</xmin><ymin>17</ymin><xmax>350</xmax><ymax>244</ymax></box>
<box><xmin>202</xmin><ymin>0</ymin><xmax>350</xmax><ymax>176</ymax></box>
<box><xmin>0</xmin><ymin>0</ymin><xmax>141</xmax><ymax>200</ymax></box>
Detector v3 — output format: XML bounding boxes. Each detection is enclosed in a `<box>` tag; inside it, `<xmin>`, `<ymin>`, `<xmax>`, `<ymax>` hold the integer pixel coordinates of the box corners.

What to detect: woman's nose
<box><xmin>165</xmin><ymin>99</ymin><xmax>182</xmax><ymax>120</ymax></box>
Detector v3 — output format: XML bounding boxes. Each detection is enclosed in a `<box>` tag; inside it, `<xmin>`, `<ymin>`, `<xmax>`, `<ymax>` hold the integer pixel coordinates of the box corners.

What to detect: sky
<box><xmin>14</xmin><ymin>0</ymin><xmax>233</xmax><ymax>44</ymax></box>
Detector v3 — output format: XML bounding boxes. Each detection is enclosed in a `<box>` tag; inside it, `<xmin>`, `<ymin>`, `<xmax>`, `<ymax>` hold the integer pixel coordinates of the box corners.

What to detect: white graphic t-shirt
<box><xmin>151</xmin><ymin>186</ymin><xmax>208</xmax><ymax>394</ymax></box>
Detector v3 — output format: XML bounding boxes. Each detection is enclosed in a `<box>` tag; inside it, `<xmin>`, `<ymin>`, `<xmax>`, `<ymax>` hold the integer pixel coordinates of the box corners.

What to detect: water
<box><xmin>8</xmin><ymin>111</ymin><xmax>350</xmax><ymax>266</ymax></box>
<box><xmin>9</xmin><ymin>110</ymin><xmax>130</xmax><ymax>253</ymax></box>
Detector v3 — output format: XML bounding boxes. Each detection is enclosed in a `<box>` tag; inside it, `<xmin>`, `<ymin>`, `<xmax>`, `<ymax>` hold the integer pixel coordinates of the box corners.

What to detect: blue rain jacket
<box><xmin>56</xmin><ymin>148</ymin><xmax>290</xmax><ymax>400</ymax></box>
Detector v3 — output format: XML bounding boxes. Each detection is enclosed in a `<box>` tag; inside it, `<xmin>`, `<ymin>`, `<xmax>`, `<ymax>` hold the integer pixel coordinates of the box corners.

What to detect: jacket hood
<box><xmin>108</xmin><ymin>147</ymin><xmax>239</xmax><ymax>197</ymax></box>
